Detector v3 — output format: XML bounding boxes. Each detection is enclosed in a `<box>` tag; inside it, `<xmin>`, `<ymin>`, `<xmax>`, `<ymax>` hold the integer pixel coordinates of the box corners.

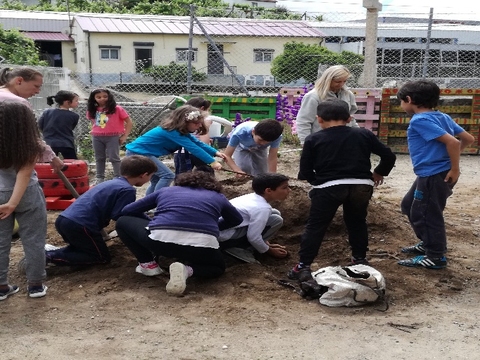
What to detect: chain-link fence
<box><xmin>2</xmin><ymin>8</ymin><xmax>480</xmax><ymax>155</ymax></box>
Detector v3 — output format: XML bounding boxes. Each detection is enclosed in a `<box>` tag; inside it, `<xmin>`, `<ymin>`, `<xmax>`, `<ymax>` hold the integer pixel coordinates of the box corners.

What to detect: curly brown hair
<box><xmin>0</xmin><ymin>101</ymin><xmax>42</xmax><ymax>171</ymax></box>
<box><xmin>161</xmin><ymin>104</ymin><xmax>208</xmax><ymax>135</ymax></box>
<box><xmin>174</xmin><ymin>170</ymin><xmax>222</xmax><ymax>193</ymax></box>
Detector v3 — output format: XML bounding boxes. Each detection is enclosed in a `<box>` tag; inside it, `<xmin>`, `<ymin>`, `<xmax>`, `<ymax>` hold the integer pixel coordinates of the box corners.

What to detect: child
<box><xmin>125</xmin><ymin>104</ymin><xmax>229</xmax><ymax>195</ymax></box>
<box><xmin>174</xmin><ymin>97</ymin><xmax>214</xmax><ymax>174</ymax></box>
<box><xmin>296</xmin><ymin>65</ymin><xmax>359</xmax><ymax>145</ymax></box>
<box><xmin>288</xmin><ymin>99</ymin><xmax>396</xmax><ymax>281</ymax></box>
<box><xmin>38</xmin><ymin>90</ymin><xmax>80</xmax><ymax>159</ymax></box>
<box><xmin>116</xmin><ymin>170</ymin><xmax>243</xmax><ymax>296</ymax></box>
<box><xmin>218</xmin><ymin>173</ymin><xmax>290</xmax><ymax>262</ymax></box>
<box><xmin>396</xmin><ymin>80</ymin><xmax>474</xmax><ymax>269</ymax></box>
<box><xmin>44</xmin><ymin>155</ymin><xmax>156</xmax><ymax>267</ymax></box>
<box><xmin>86</xmin><ymin>88</ymin><xmax>133</xmax><ymax>183</ymax></box>
<box><xmin>0</xmin><ymin>66</ymin><xmax>64</xmax><ymax>173</ymax></box>
<box><xmin>0</xmin><ymin>101</ymin><xmax>48</xmax><ymax>299</ymax></box>
<box><xmin>223</xmin><ymin>119</ymin><xmax>283</xmax><ymax>176</ymax></box>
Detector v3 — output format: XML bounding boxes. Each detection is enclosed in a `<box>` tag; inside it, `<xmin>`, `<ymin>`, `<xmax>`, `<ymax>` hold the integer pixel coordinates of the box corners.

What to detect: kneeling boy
<box><xmin>219</xmin><ymin>173</ymin><xmax>291</xmax><ymax>262</ymax></box>
<box><xmin>45</xmin><ymin>155</ymin><xmax>156</xmax><ymax>266</ymax></box>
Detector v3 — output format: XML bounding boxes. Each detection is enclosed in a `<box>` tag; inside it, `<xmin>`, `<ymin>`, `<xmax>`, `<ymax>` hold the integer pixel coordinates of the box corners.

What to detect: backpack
<box><xmin>311</xmin><ymin>264</ymin><xmax>386</xmax><ymax>307</ymax></box>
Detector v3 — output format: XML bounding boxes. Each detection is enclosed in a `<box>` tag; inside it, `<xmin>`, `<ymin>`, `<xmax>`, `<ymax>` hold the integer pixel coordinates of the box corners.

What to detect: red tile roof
<box><xmin>22</xmin><ymin>31</ymin><xmax>73</xmax><ymax>41</ymax></box>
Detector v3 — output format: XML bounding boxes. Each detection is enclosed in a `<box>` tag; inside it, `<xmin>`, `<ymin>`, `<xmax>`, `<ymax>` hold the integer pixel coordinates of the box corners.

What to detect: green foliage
<box><xmin>0</xmin><ymin>0</ymin><xmax>303</xmax><ymax>18</ymax></box>
<box><xmin>77</xmin><ymin>135</ymin><xmax>94</xmax><ymax>162</ymax></box>
<box><xmin>142</xmin><ymin>62</ymin><xmax>207</xmax><ymax>85</ymax></box>
<box><xmin>0</xmin><ymin>25</ymin><xmax>47</xmax><ymax>65</ymax></box>
<box><xmin>271</xmin><ymin>42</ymin><xmax>364</xmax><ymax>84</ymax></box>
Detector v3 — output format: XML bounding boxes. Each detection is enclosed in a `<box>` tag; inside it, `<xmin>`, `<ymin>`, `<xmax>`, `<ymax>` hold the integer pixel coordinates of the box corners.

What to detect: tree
<box><xmin>142</xmin><ymin>62</ymin><xmax>207</xmax><ymax>85</ymax></box>
<box><xmin>271</xmin><ymin>42</ymin><xmax>364</xmax><ymax>84</ymax></box>
<box><xmin>0</xmin><ymin>26</ymin><xmax>47</xmax><ymax>65</ymax></box>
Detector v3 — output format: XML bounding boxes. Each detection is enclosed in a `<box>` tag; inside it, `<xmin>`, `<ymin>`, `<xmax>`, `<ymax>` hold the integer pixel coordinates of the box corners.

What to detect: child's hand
<box><xmin>372</xmin><ymin>172</ymin><xmax>384</xmax><ymax>187</ymax></box>
<box><xmin>444</xmin><ymin>168</ymin><xmax>460</xmax><ymax>185</ymax></box>
<box><xmin>119</xmin><ymin>134</ymin><xmax>128</xmax><ymax>145</ymax></box>
<box><xmin>215</xmin><ymin>152</ymin><xmax>227</xmax><ymax>160</ymax></box>
<box><xmin>50</xmin><ymin>157</ymin><xmax>64</xmax><ymax>174</ymax></box>
<box><xmin>0</xmin><ymin>203</ymin><xmax>16</xmax><ymax>220</ymax></box>
<box><xmin>266</xmin><ymin>243</ymin><xmax>288</xmax><ymax>258</ymax></box>
<box><xmin>210</xmin><ymin>161</ymin><xmax>223</xmax><ymax>170</ymax></box>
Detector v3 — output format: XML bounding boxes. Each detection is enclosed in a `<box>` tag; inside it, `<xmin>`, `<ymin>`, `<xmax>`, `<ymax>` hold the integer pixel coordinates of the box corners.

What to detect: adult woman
<box><xmin>296</xmin><ymin>65</ymin><xmax>359</xmax><ymax>144</ymax></box>
<box><xmin>0</xmin><ymin>67</ymin><xmax>63</xmax><ymax>172</ymax></box>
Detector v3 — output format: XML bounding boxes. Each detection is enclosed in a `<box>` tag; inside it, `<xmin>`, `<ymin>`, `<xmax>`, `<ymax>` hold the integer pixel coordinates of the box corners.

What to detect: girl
<box><xmin>125</xmin><ymin>104</ymin><xmax>228</xmax><ymax>195</ymax></box>
<box><xmin>38</xmin><ymin>90</ymin><xmax>80</xmax><ymax>159</ymax></box>
<box><xmin>86</xmin><ymin>88</ymin><xmax>133</xmax><ymax>183</ymax></box>
<box><xmin>115</xmin><ymin>169</ymin><xmax>243</xmax><ymax>296</ymax></box>
<box><xmin>0</xmin><ymin>66</ymin><xmax>63</xmax><ymax>172</ymax></box>
<box><xmin>0</xmin><ymin>101</ymin><xmax>48</xmax><ymax>300</ymax></box>
<box><xmin>296</xmin><ymin>65</ymin><xmax>359</xmax><ymax>144</ymax></box>
<box><xmin>174</xmin><ymin>97</ymin><xmax>213</xmax><ymax>174</ymax></box>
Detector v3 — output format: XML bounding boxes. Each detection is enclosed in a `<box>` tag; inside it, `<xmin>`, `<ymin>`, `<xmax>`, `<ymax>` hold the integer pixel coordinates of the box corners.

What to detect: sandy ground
<box><xmin>2</xmin><ymin>151</ymin><xmax>480</xmax><ymax>360</ymax></box>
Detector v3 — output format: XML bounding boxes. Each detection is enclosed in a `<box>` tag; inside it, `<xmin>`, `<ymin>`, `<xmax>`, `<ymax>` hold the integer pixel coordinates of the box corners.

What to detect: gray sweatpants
<box><xmin>92</xmin><ymin>135</ymin><xmax>121</xmax><ymax>180</ymax></box>
<box><xmin>233</xmin><ymin>147</ymin><xmax>268</xmax><ymax>176</ymax></box>
<box><xmin>0</xmin><ymin>183</ymin><xmax>47</xmax><ymax>285</ymax></box>
<box><xmin>226</xmin><ymin>209</ymin><xmax>283</xmax><ymax>243</ymax></box>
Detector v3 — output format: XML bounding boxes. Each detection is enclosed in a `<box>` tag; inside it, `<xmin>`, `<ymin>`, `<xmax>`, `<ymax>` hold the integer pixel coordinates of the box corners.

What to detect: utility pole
<box><xmin>362</xmin><ymin>0</ymin><xmax>382</xmax><ymax>87</ymax></box>
<box><xmin>422</xmin><ymin>8</ymin><xmax>434</xmax><ymax>78</ymax></box>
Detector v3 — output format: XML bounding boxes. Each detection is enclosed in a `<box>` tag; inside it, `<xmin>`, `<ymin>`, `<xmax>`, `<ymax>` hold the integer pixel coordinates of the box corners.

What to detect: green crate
<box><xmin>178</xmin><ymin>95</ymin><xmax>277</xmax><ymax>121</ymax></box>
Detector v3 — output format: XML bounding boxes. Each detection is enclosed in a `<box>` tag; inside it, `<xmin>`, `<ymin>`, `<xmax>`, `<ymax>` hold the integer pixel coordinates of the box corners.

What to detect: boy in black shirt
<box><xmin>288</xmin><ymin>99</ymin><xmax>396</xmax><ymax>281</ymax></box>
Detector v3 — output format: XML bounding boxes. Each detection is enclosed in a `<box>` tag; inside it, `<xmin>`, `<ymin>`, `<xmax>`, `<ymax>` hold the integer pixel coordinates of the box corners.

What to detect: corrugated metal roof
<box><xmin>0</xmin><ymin>10</ymin><xmax>70</xmax><ymax>32</ymax></box>
<box><xmin>75</xmin><ymin>15</ymin><xmax>325</xmax><ymax>38</ymax></box>
<box><xmin>22</xmin><ymin>31</ymin><xmax>73</xmax><ymax>41</ymax></box>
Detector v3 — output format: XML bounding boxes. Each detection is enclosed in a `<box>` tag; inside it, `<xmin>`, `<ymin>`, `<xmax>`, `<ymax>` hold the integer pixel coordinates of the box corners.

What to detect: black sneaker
<box><xmin>350</xmin><ymin>256</ymin><xmax>369</xmax><ymax>265</ymax></box>
<box><xmin>401</xmin><ymin>241</ymin><xmax>426</xmax><ymax>255</ymax></box>
<box><xmin>398</xmin><ymin>255</ymin><xmax>447</xmax><ymax>269</ymax></box>
<box><xmin>287</xmin><ymin>264</ymin><xmax>313</xmax><ymax>282</ymax></box>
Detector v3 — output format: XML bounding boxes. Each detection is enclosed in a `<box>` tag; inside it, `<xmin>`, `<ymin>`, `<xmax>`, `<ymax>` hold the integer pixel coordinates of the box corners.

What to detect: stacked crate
<box><xmin>380</xmin><ymin>88</ymin><xmax>479</xmax><ymax>154</ymax></box>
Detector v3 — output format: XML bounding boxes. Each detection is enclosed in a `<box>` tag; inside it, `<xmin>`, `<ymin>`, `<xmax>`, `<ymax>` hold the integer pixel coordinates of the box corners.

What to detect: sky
<box><xmin>275</xmin><ymin>0</ymin><xmax>480</xmax><ymax>21</ymax></box>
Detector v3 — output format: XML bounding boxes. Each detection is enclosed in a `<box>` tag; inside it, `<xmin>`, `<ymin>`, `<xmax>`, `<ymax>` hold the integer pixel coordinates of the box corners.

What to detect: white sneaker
<box><xmin>135</xmin><ymin>261</ymin><xmax>163</xmax><ymax>276</ymax></box>
<box><xmin>45</xmin><ymin>244</ymin><xmax>60</xmax><ymax>252</ymax></box>
<box><xmin>166</xmin><ymin>262</ymin><xmax>188</xmax><ymax>296</ymax></box>
<box><xmin>28</xmin><ymin>285</ymin><xmax>48</xmax><ymax>298</ymax></box>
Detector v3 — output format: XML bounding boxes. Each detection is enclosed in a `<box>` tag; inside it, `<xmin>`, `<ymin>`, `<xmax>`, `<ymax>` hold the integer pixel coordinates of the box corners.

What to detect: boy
<box><xmin>44</xmin><ymin>155</ymin><xmax>156</xmax><ymax>269</ymax></box>
<box><xmin>218</xmin><ymin>173</ymin><xmax>291</xmax><ymax>262</ymax></box>
<box><xmin>396</xmin><ymin>80</ymin><xmax>474</xmax><ymax>269</ymax></box>
<box><xmin>288</xmin><ymin>99</ymin><xmax>396</xmax><ymax>281</ymax></box>
<box><xmin>224</xmin><ymin>119</ymin><xmax>283</xmax><ymax>176</ymax></box>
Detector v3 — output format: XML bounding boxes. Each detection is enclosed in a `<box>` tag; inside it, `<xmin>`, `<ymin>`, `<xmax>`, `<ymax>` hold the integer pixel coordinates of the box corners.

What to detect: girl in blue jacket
<box><xmin>126</xmin><ymin>105</ymin><xmax>227</xmax><ymax>194</ymax></box>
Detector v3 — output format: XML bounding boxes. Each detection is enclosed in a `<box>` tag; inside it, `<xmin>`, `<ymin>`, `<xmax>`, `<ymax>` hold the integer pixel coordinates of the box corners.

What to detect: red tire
<box><xmin>38</xmin><ymin>175</ymin><xmax>90</xmax><ymax>197</ymax></box>
<box><xmin>35</xmin><ymin>159</ymin><xmax>88</xmax><ymax>179</ymax></box>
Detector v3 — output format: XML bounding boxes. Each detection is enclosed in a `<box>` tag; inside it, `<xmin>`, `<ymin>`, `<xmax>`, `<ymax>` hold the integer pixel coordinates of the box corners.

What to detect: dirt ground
<box><xmin>2</xmin><ymin>150</ymin><xmax>480</xmax><ymax>360</ymax></box>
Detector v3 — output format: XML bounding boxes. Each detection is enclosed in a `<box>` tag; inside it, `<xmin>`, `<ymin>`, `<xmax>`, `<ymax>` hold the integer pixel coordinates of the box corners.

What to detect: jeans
<box><xmin>116</xmin><ymin>216</ymin><xmax>225</xmax><ymax>278</ymax></box>
<box><xmin>401</xmin><ymin>171</ymin><xmax>454</xmax><ymax>258</ymax></box>
<box><xmin>299</xmin><ymin>184</ymin><xmax>373</xmax><ymax>265</ymax></box>
<box><xmin>47</xmin><ymin>216</ymin><xmax>110</xmax><ymax>265</ymax></box>
<box><xmin>126</xmin><ymin>150</ymin><xmax>174</xmax><ymax>195</ymax></box>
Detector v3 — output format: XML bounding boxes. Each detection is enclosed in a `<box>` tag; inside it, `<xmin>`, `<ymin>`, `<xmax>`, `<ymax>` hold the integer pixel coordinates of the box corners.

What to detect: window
<box><xmin>99</xmin><ymin>46</ymin><xmax>120</xmax><ymax>60</ymax></box>
<box><xmin>254</xmin><ymin>48</ymin><xmax>274</xmax><ymax>63</ymax></box>
<box><xmin>176</xmin><ymin>48</ymin><xmax>197</xmax><ymax>62</ymax></box>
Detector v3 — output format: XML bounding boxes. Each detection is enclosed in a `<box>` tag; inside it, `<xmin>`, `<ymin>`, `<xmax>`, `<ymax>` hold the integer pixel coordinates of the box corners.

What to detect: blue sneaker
<box><xmin>401</xmin><ymin>241</ymin><xmax>426</xmax><ymax>255</ymax></box>
<box><xmin>398</xmin><ymin>255</ymin><xmax>447</xmax><ymax>269</ymax></box>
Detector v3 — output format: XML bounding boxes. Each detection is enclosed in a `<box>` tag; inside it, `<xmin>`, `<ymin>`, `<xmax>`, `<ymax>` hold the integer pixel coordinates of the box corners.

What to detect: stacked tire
<box><xmin>35</xmin><ymin>159</ymin><xmax>90</xmax><ymax>197</ymax></box>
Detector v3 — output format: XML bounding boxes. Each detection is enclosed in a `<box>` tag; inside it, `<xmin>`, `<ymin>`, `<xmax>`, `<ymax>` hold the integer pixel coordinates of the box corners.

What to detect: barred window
<box><xmin>176</xmin><ymin>48</ymin><xmax>197</xmax><ymax>62</ymax></box>
<box><xmin>254</xmin><ymin>48</ymin><xmax>274</xmax><ymax>62</ymax></box>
